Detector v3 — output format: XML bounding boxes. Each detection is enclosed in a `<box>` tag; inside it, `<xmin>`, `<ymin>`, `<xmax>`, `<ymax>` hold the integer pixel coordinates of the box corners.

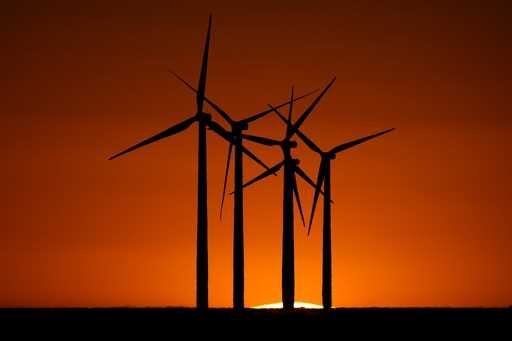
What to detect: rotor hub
<box><xmin>198</xmin><ymin>112</ymin><xmax>212</xmax><ymax>122</ymax></box>
<box><xmin>238</xmin><ymin>121</ymin><xmax>249</xmax><ymax>131</ymax></box>
<box><xmin>283</xmin><ymin>140</ymin><xmax>298</xmax><ymax>149</ymax></box>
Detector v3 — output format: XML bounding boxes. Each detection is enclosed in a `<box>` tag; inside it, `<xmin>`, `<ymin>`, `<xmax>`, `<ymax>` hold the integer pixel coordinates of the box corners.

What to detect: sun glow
<box><xmin>253</xmin><ymin>302</ymin><xmax>323</xmax><ymax>309</ymax></box>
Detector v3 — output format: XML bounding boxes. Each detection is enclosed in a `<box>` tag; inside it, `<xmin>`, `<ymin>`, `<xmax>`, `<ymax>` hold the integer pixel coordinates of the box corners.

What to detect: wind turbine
<box><xmin>167</xmin><ymin>71</ymin><xmax>316</xmax><ymax>309</ymax></box>
<box><xmin>240</xmin><ymin>78</ymin><xmax>336</xmax><ymax>309</ymax></box>
<box><xmin>275</xmin><ymin>109</ymin><xmax>394</xmax><ymax>309</ymax></box>
<box><xmin>108</xmin><ymin>15</ymin><xmax>269</xmax><ymax>309</ymax></box>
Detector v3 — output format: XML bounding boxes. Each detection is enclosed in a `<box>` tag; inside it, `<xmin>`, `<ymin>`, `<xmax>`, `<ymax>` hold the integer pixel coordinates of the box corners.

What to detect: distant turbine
<box><xmin>109</xmin><ymin>15</ymin><xmax>269</xmax><ymax>309</ymax></box>
<box><xmin>168</xmin><ymin>71</ymin><xmax>316</xmax><ymax>309</ymax></box>
<box><xmin>275</xmin><ymin>108</ymin><xmax>394</xmax><ymax>309</ymax></box>
<box><xmin>242</xmin><ymin>79</ymin><xmax>335</xmax><ymax>310</ymax></box>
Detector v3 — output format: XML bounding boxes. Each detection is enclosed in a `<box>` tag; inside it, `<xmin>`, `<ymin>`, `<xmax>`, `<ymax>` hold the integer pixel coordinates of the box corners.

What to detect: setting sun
<box><xmin>253</xmin><ymin>302</ymin><xmax>323</xmax><ymax>309</ymax></box>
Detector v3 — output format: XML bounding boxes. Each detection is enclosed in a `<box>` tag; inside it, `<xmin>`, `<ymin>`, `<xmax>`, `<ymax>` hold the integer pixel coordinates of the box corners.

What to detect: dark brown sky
<box><xmin>1</xmin><ymin>0</ymin><xmax>511</xmax><ymax>307</ymax></box>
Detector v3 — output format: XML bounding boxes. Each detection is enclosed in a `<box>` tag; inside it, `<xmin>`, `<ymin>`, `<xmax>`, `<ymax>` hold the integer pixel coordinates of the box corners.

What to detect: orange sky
<box><xmin>1</xmin><ymin>1</ymin><xmax>511</xmax><ymax>307</ymax></box>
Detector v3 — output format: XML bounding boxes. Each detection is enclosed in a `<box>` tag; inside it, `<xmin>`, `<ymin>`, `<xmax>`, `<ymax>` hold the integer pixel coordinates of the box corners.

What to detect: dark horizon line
<box><xmin>1</xmin><ymin>306</ymin><xmax>510</xmax><ymax>309</ymax></box>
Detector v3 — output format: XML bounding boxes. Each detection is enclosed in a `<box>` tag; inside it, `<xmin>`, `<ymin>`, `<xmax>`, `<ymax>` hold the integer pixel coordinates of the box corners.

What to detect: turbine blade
<box><xmin>308</xmin><ymin>162</ymin><xmax>326</xmax><ymax>235</ymax></box>
<box><xmin>197</xmin><ymin>14</ymin><xmax>212</xmax><ymax>114</ymax></box>
<box><xmin>207</xmin><ymin>120</ymin><xmax>270</xmax><ymax>171</ymax></box>
<box><xmin>273</xmin><ymin>108</ymin><xmax>323</xmax><ymax>154</ymax></box>
<box><xmin>239</xmin><ymin>161</ymin><xmax>285</xmax><ymax>190</ymax></box>
<box><xmin>294</xmin><ymin>165</ymin><xmax>319</xmax><ymax>192</ymax></box>
<box><xmin>267</xmin><ymin>104</ymin><xmax>291</xmax><ymax>138</ymax></box>
<box><xmin>287</xmin><ymin>77</ymin><xmax>336</xmax><ymax>139</ymax></box>
<box><xmin>297</xmin><ymin>130</ymin><xmax>323</xmax><ymax>155</ymax></box>
<box><xmin>286</xmin><ymin>86</ymin><xmax>294</xmax><ymax>137</ymax></box>
<box><xmin>239</xmin><ymin>144</ymin><xmax>270</xmax><ymax>171</ymax></box>
<box><xmin>206</xmin><ymin>120</ymin><xmax>233</xmax><ymax>142</ymax></box>
<box><xmin>292</xmin><ymin>172</ymin><xmax>306</xmax><ymax>228</ymax></box>
<box><xmin>241</xmin><ymin>89</ymin><xmax>319</xmax><ymax>124</ymax></box>
<box><xmin>109</xmin><ymin>116</ymin><xmax>196</xmax><ymax>160</ymax></box>
<box><xmin>267</xmin><ymin>103</ymin><xmax>286</xmax><ymax>121</ymax></box>
<box><xmin>329</xmin><ymin>128</ymin><xmax>395</xmax><ymax>155</ymax></box>
<box><xmin>241</xmin><ymin>133</ymin><xmax>281</xmax><ymax>146</ymax></box>
<box><xmin>295</xmin><ymin>165</ymin><xmax>331</xmax><ymax>202</ymax></box>
<box><xmin>220</xmin><ymin>142</ymin><xmax>233</xmax><ymax>220</ymax></box>
<box><xmin>169</xmin><ymin>70</ymin><xmax>235</xmax><ymax>125</ymax></box>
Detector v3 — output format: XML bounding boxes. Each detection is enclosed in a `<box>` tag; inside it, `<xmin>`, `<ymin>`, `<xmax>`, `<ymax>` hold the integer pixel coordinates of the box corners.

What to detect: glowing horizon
<box><xmin>253</xmin><ymin>302</ymin><xmax>323</xmax><ymax>309</ymax></box>
<box><xmin>1</xmin><ymin>2</ymin><xmax>511</xmax><ymax>308</ymax></box>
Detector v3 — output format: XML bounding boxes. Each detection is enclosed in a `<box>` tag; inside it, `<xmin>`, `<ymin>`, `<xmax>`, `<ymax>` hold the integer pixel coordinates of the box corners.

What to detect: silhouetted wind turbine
<box><xmin>275</xmin><ymin>110</ymin><xmax>394</xmax><ymax>309</ymax></box>
<box><xmin>108</xmin><ymin>15</ymin><xmax>269</xmax><ymax>309</ymax></box>
<box><xmin>167</xmin><ymin>71</ymin><xmax>316</xmax><ymax>309</ymax></box>
<box><xmin>241</xmin><ymin>79</ymin><xmax>336</xmax><ymax>309</ymax></box>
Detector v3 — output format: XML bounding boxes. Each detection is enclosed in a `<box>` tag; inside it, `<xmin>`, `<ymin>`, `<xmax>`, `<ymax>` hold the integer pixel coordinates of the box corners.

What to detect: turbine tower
<box><xmin>109</xmin><ymin>15</ymin><xmax>268</xmax><ymax>309</ymax></box>
<box><xmin>167</xmin><ymin>71</ymin><xmax>316</xmax><ymax>309</ymax></box>
<box><xmin>275</xmin><ymin>108</ymin><xmax>394</xmax><ymax>309</ymax></box>
<box><xmin>241</xmin><ymin>79</ymin><xmax>335</xmax><ymax>309</ymax></box>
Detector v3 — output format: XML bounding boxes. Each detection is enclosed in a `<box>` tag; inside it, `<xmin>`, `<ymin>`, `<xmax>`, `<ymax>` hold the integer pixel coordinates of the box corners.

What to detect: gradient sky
<box><xmin>2</xmin><ymin>0</ymin><xmax>511</xmax><ymax>307</ymax></box>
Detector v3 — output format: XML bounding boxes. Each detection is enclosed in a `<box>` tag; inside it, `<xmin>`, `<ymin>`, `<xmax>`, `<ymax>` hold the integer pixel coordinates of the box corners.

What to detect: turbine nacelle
<box><xmin>197</xmin><ymin>112</ymin><xmax>212</xmax><ymax>122</ymax></box>
<box><xmin>282</xmin><ymin>140</ymin><xmax>298</xmax><ymax>149</ymax></box>
<box><xmin>234</xmin><ymin>121</ymin><xmax>249</xmax><ymax>132</ymax></box>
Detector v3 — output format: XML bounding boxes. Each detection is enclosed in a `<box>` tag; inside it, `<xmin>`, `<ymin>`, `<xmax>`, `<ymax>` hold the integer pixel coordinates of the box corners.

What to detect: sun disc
<box><xmin>253</xmin><ymin>301</ymin><xmax>323</xmax><ymax>309</ymax></box>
